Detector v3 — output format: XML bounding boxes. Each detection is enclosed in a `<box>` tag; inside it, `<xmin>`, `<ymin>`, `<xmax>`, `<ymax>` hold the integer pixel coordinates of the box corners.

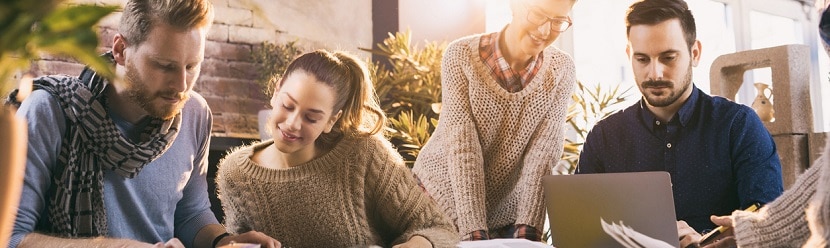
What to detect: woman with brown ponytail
<box><xmin>215</xmin><ymin>50</ymin><xmax>459</xmax><ymax>248</ymax></box>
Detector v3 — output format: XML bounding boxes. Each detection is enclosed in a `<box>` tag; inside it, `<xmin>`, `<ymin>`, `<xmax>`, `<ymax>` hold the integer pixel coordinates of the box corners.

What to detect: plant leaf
<box><xmin>41</xmin><ymin>5</ymin><xmax>119</xmax><ymax>33</ymax></box>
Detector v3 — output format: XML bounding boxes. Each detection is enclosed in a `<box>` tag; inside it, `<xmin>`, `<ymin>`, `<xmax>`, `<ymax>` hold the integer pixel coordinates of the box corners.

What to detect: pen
<box><xmin>697</xmin><ymin>203</ymin><xmax>762</xmax><ymax>245</ymax></box>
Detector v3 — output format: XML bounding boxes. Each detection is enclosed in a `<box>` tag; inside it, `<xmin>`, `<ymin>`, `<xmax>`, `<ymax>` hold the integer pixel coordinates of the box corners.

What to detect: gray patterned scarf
<box><xmin>6</xmin><ymin>52</ymin><xmax>181</xmax><ymax>237</ymax></box>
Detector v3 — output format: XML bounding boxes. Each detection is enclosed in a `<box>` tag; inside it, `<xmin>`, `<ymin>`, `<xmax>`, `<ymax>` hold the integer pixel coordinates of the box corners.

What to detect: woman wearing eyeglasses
<box><xmin>412</xmin><ymin>0</ymin><xmax>578</xmax><ymax>242</ymax></box>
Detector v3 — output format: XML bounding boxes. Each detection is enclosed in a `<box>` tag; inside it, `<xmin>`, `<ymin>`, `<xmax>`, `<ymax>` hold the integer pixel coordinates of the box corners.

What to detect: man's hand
<box><xmin>215</xmin><ymin>231</ymin><xmax>281</xmax><ymax>248</ymax></box>
<box><xmin>677</xmin><ymin>220</ymin><xmax>701</xmax><ymax>248</ymax></box>
<box><xmin>392</xmin><ymin>235</ymin><xmax>432</xmax><ymax>248</ymax></box>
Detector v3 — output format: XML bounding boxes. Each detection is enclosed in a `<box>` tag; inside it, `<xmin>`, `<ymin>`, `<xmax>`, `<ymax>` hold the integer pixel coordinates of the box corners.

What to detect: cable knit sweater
<box><xmin>732</xmin><ymin>139</ymin><xmax>830</xmax><ymax>247</ymax></box>
<box><xmin>412</xmin><ymin>34</ymin><xmax>576</xmax><ymax>236</ymax></box>
<box><xmin>216</xmin><ymin>134</ymin><xmax>459</xmax><ymax>248</ymax></box>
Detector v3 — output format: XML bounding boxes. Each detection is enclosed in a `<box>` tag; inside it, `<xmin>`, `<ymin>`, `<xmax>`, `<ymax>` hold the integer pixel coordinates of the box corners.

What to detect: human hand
<box><xmin>462</xmin><ymin>230</ymin><xmax>489</xmax><ymax>241</ymax></box>
<box><xmin>215</xmin><ymin>231</ymin><xmax>281</xmax><ymax>248</ymax></box>
<box><xmin>677</xmin><ymin>220</ymin><xmax>701</xmax><ymax>248</ymax></box>
<box><xmin>698</xmin><ymin>215</ymin><xmax>735</xmax><ymax>247</ymax></box>
<box><xmin>708</xmin><ymin>215</ymin><xmax>733</xmax><ymax>229</ymax></box>
<box><xmin>151</xmin><ymin>238</ymin><xmax>184</xmax><ymax>248</ymax></box>
<box><xmin>392</xmin><ymin>235</ymin><xmax>432</xmax><ymax>248</ymax></box>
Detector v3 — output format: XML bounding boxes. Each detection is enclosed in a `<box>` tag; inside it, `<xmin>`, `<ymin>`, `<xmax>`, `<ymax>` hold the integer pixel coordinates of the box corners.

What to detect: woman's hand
<box><xmin>392</xmin><ymin>235</ymin><xmax>432</xmax><ymax>248</ymax></box>
<box><xmin>709</xmin><ymin>215</ymin><xmax>733</xmax><ymax>229</ymax></box>
<box><xmin>700</xmin><ymin>215</ymin><xmax>736</xmax><ymax>248</ymax></box>
<box><xmin>215</xmin><ymin>231</ymin><xmax>281</xmax><ymax>248</ymax></box>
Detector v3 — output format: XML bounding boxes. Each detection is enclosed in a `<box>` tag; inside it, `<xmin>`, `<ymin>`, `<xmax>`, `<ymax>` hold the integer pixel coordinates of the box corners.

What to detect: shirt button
<box><xmin>666</xmin><ymin>143</ymin><xmax>672</xmax><ymax>148</ymax></box>
<box><xmin>655</xmin><ymin>120</ymin><xmax>661</xmax><ymax>125</ymax></box>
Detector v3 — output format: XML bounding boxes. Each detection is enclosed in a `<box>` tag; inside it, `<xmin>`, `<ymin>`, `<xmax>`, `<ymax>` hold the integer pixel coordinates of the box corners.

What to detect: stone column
<box><xmin>709</xmin><ymin>44</ymin><xmax>815</xmax><ymax>188</ymax></box>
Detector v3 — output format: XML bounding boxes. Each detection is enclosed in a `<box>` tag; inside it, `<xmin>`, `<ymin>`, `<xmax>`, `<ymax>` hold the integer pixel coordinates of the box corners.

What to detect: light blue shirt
<box><xmin>10</xmin><ymin>84</ymin><xmax>217</xmax><ymax>248</ymax></box>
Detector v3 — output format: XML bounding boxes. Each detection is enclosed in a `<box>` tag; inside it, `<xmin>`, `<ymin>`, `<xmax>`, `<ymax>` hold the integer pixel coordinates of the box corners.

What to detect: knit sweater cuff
<box><xmin>732</xmin><ymin>210</ymin><xmax>764</xmax><ymax>246</ymax></box>
<box><xmin>732</xmin><ymin>209</ymin><xmax>810</xmax><ymax>247</ymax></box>
<box><xmin>449</xmin><ymin>124</ymin><xmax>488</xmax><ymax>235</ymax></box>
<box><xmin>455</xmin><ymin>211</ymin><xmax>488</xmax><ymax>235</ymax></box>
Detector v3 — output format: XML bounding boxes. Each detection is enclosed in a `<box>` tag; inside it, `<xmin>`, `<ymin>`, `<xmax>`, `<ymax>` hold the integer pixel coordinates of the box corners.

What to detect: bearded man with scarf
<box><xmin>6</xmin><ymin>0</ymin><xmax>279</xmax><ymax>247</ymax></box>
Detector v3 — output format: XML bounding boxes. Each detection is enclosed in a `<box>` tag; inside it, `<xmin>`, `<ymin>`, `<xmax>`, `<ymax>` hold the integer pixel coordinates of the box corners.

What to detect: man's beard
<box><xmin>642</xmin><ymin>64</ymin><xmax>693</xmax><ymax>107</ymax></box>
<box><xmin>124</xmin><ymin>64</ymin><xmax>189</xmax><ymax>120</ymax></box>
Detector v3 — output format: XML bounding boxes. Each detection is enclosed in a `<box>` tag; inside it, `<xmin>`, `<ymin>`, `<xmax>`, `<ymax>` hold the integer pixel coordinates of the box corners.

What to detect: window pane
<box><xmin>817</xmin><ymin>35</ymin><xmax>830</xmax><ymax>132</ymax></box>
<box><xmin>688</xmin><ymin>0</ymin><xmax>735</xmax><ymax>94</ymax></box>
<box><xmin>485</xmin><ymin>0</ymin><xmax>511</xmax><ymax>33</ymax></box>
<box><xmin>750</xmin><ymin>11</ymin><xmax>802</xmax><ymax>49</ymax></box>
<box><xmin>745</xmin><ymin>11</ymin><xmax>803</xmax><ymax>104</ymax></box>
<box><xmin>572</xmin><ymin>0</ymin><xmax>635</xmax><ymax>91</ymax></box>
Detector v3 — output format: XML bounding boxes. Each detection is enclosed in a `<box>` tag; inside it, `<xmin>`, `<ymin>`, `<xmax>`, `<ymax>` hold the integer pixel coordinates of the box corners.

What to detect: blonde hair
<box><xmin>277</xmin><ymin>50</ymin><xmax>386</xmax><ymax>146</ymax></box>
<box><xmin>119</xmin><ymin>0</ymin><xmax>214</xmax><ymax>46</ymax></box>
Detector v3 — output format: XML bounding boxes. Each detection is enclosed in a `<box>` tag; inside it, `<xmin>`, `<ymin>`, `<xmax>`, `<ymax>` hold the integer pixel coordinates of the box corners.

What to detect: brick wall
<box><xmin>31</xmin><ymin>0</ymin><xmax>373</xmax><ymax>139</ymax></box>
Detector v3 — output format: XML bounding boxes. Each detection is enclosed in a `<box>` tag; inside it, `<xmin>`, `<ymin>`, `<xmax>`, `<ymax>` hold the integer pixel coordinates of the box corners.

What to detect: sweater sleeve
<box><xmin>804</xmin><ymin>142</ymin><xmax>830</xmax><ymax>247</ymax></box>
<box><xmin>731</xmin><ymin>151</ymin><xmax>823</xmax><ymax>247</ymax></box>
<box><xmin>366</xmin><ymin>136</ymin><xmax>460</xmax><ymax>247</ymax></box>
<box><xmin>438</xmin><ymin>41</ymin><xmax>488</xmax><ymax>235</ymax></box>
<box><xmin>514</xmin><ymin>53</ymin><xmax>576</xmax><ymax>229</ymax></box>
<box><xmin>10</xmin><ymin>90</ymin><xmax>65</xmax><ymax>248</ymax></box>
<box><xmin>214</xmin><ymin>147</ymin><xmax>252</xmax><ymax>235</ymax></box>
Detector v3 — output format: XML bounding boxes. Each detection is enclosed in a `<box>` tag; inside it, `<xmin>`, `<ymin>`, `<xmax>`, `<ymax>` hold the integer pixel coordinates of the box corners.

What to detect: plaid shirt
<box><xmin>478</xmin><ymin>31</ymin><xmax>544</xmax><ymax>93</ymax></box>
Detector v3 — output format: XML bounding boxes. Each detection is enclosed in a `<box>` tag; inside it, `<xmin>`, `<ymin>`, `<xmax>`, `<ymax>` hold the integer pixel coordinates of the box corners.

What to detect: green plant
<box><xmin>387</xmin><ymin>110</ymin><xmax>439</xmax><ymax>161</ymax></box>
<box><xmin>0</xmin><ymin>2</ymin><xmax>116</xmax><ymax>245</ymax></box>
<box><xmin>250</xmin><ymin>41</ymin><xmax>304</xmax><ymax>98</ymax></box>
<box><xmin>559</xmin><ymin>81</ymin><xmax>633</xmax><ymax>174</ymax></box>
<box><xmin>362</xmin><ymin>31</ymin><xmax>446</xmax><ymax>166</ymax></box>
<box><xmin>0</xmin><ymin>0</ymin><xmax>117</xmax><ymax>96</ymax></box>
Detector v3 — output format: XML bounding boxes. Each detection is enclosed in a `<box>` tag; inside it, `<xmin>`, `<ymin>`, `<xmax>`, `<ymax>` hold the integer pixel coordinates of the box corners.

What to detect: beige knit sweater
<box><xmin>216</xmin><ymin>134</ymin><xmax>459</xmax><ymax>248</ymax></box>
<box><xmin>732</xmin><ymin>139</ymin><xmax>830</xmax><ymax>247</ymax></box>
<box><xmin>412</xmin><ymin>33</ymin><xmax>576</xmax><ymax>237</ymax></box>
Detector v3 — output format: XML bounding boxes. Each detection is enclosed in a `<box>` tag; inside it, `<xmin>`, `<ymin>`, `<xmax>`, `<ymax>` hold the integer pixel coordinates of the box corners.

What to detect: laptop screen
<box><xmin>542</xmin><ymin>171</ymin><xmax>679</xmax><ymax>248</ymax></box>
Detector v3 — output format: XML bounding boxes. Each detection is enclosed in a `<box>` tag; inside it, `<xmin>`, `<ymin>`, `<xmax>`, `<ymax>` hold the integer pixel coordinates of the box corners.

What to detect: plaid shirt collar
<box><xmin>479</xmin><ymin>29</ymin><xmax>544</xmax><ymax>93</ymax></box>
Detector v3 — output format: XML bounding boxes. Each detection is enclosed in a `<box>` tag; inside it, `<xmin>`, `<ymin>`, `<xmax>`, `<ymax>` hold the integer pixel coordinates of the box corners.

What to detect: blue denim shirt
<box><xmin>576</xmin><ymin>85</ymin><xmax>783</xmax><ymax>231</ymax></box>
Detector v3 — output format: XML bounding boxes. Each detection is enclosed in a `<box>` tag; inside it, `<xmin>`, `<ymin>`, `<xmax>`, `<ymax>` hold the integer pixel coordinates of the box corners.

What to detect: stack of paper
<box><xmin>600</xmin><ymin>218</ymin><xmax>673</xmax><ymax>248</ymax></box>
<box><xmin>458</xmin><ymin>238</ymin><xmax>553</xmax><ymax>248</ymax></box>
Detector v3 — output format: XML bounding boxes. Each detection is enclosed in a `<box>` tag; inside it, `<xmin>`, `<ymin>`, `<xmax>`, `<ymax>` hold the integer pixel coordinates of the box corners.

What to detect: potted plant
<box><xmin>557</xmin><ymin>81</ymin><xmax>633</xmax><ymax>174</ymax></box>
<box><xmin>362</xmin><ymin>31</ymin><xmax>446</xmax><ymax>167</ymax></box>
<box><xmin>0</xmin><ymin>0</ymin><xmax>116</xmax><ymax>246</ymax></box>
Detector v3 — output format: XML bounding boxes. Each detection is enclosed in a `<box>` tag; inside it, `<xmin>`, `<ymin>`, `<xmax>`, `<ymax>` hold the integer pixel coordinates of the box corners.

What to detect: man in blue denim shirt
<box><xmin>576</xmin><ymin>0</ymin><xmax>783</xmax><ymax>233</ymax></box>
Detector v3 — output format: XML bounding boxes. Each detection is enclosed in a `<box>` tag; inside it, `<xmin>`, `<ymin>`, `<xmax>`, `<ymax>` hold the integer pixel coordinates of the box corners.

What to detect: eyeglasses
<box><xmin>524</xmin><ymin>4</ymin><xmax>572</xmax><ymax>32</ymax></box>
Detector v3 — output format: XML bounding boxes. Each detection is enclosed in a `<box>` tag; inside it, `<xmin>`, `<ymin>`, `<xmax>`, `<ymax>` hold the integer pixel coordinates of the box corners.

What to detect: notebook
<box><xmin>542</xmin><ymin>171</ymin><xmax>679</xmax><ymax>248</ymax></box>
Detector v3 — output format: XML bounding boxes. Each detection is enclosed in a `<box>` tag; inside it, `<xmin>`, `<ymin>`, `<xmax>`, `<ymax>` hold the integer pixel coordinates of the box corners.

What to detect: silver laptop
<box><xmin>542</xmin><ymin>171</ymin><xmax>679</xmax><ymax>248</ymax></box>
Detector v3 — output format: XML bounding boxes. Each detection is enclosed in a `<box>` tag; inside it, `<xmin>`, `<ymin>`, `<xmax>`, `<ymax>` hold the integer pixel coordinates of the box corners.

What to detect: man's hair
<box><xmin>626</xmin><ymin>0</ymin><xmax>696</xmax><ymax>49</ymax></box>
<box><xmin>119</xmin><ymin>0</ymin><xmax>215</xmax><ymax>46</ymax></box>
